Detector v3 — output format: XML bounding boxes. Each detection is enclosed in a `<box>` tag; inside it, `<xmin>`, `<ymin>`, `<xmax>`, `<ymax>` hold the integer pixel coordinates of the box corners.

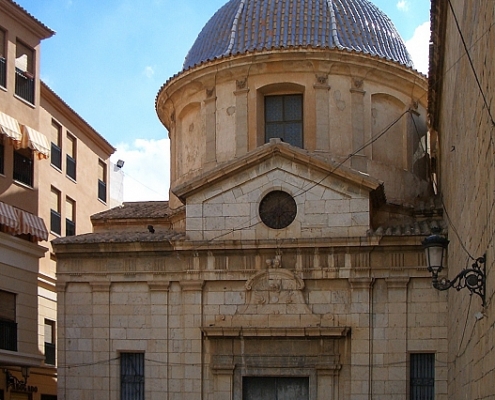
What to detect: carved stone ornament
<box><xmin>238</xmin><ymin>255</ymin><xmax>313</xmax><ymax>316</ymax></box>
<box><xmin>236</xmin><ymin>78</ymin><xmax>247</xmax><ymax>90</ymax></box>
<box><xmin>316</xmin><ymin>74</ymin><xmax>328</xmax><ymax>85</ymax></box>
<box><xmin>353</xmin><ymin>78</ymin><xmax>364</xmax><ymax>89</ymax></box>
<box><xmin>206</xmin><ymin>87</ymin><xmax>215</xmax><ymax>98</ymax></box>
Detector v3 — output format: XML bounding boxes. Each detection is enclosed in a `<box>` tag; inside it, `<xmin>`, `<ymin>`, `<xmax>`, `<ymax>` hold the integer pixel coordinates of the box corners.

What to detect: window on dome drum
<box><xmin>120</xmin><ymin>352</ymin><xmax>144</xmax><ymax>400</ymax></box>
<box><xmin>15</xmin><ymin>41</ymin><xmax>34</xmax><ymax>104</ymax></box>
<box><xmin>13</xmin><ymin>148</ymin><xmax>33</xmax><ymax>187</ymax></box>
<box><xmin>66</xmin><ymin>133</ymin><xmax>76</xmax><ymax>180</ymax></box>
<box><xmin>410</xmin><ymin>353</ymin><xmax>435</xmax><ymax>400</ymax></box>
<box><xmin>50</xmin><ymin>187</ymin><xmax>61</xmax><ymax>236</ymax></box>
<box><xmin>98</xmin><ymin>160</ymin><xmax>107</xmax><ymax>203</ymax></box>
<box><xmin>65</xmin><ymin>197</ymin><xmax>76</xmax><ymax>237</ymax></box>
<box><xmin>44</xmin><ymin>319</ymin><xmax>56</xmax><ymax>365</ymax></box>
<box><xmin>265</xmin><ymin>94</ymin><xmax>303</xmax><ymax>148</ymax></box>
<box><xmin>0</xmin><ymin>290</ymin><xmax>17</xmax><ymax>352</ymax></box>
<box><xmin>0</xmin><ymin>28</ymin><xmax>6</xmax><ymax>88</ymax></box>
<box><xmin>51</xmin><ymin>120</ymin><xmax>62</xmax><ymax>170</ymax></box>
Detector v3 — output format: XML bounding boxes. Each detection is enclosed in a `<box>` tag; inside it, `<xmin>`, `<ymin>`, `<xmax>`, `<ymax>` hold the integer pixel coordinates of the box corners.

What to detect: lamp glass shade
<box><xmin>425</xmin><ymin>245</ymin><xmax>445</xmax><ymax>273</ymax></box>
<box><xmin>422</xmin><ymin>234</ymin><xmax>449</xmax><ymax>273</ymax></box>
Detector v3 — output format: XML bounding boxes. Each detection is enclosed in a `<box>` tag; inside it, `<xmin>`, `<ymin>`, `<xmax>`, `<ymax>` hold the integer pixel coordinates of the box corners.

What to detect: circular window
<box><xmin>259</xmin><ymin>190</ymin><xmax>297</xmax><ymax>229</ymax></box>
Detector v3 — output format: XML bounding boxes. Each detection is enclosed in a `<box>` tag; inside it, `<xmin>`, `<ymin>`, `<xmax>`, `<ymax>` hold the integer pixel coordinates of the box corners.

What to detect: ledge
<box><xmin>201</xmin><ymin>326</ymin><xmax>350</xmax><ymax>338</ymax></box>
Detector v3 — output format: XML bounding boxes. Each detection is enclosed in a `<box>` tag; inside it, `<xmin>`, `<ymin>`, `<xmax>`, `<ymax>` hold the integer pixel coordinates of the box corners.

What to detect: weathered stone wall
<box><xmin>435</xmin><ymin>1</ymin><xmax>495</xmax><ymax>398</ymax></box>
<box><xmin>56</xmin><ymin>246</ymin><xmax>448</xmax><ymax>400</ymax></box>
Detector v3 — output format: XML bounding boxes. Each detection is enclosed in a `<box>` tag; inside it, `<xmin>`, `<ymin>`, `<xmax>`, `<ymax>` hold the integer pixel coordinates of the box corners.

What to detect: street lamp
<box><xmin>422</xmin><ymin>232</ymin><xmax>486</xmax><ymax>307</ymax></box>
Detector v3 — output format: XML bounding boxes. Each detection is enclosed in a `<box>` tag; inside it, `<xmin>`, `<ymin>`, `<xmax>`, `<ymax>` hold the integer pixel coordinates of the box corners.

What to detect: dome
<box><xmin>183</xmin><ymin>0</ymin><xmax>413</xmax><ymax>71</ymax></box>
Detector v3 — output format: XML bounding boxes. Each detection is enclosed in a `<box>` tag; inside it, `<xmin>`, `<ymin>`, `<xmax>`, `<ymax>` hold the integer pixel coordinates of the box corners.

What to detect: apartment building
<box><xmin>0</xmin><ymin>1</ymin><xmax>115</xmax><ymax>399</ymax></box>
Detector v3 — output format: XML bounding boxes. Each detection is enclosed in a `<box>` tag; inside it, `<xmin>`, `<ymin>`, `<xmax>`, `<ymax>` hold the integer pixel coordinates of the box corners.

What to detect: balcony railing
<box><xmin>66</xmin><ymin>219</ymin><xmax>75</xmax><ymax>237</ymax></box>
<box><xmin>51</xmin><ymin>143</ymin><xmax>62</xmax><ymax>170</ymax></box>
<box><xmin>98</xmin><ymin>179</ymin><xmax>107</xmax><ymax>202</ymax></box>
<box><xmin>44</xmin><ymin>342</ymin><xmax>56</xmax><ymax>365</ymax></box>
<box><xmin>0</xmin><ymin>57</ymin><xmax>6</xmax><ymax>88</ymax></box>
<box><xmin>66</xmin><ymin>154</ymin><xmax>76</xmax><ymax>180</ymax></box>
<box><xmin>13</xmin><ymin>151</ymin><xmax>33</xmax><ymax>187</ymax></box>
<box><xmin>50</xmin><ymin>210</ymin><xmax>61</xmax><ymax>235</ymax></box>
<box><xmin>15</xmin><ymin>67</ymin><xmax>34</xmax><ymax>104</ymax></box>
<box><xmin>0</xmin><ymin>320</ymin><xmax>17</xmax><ymax>351</ymax></box>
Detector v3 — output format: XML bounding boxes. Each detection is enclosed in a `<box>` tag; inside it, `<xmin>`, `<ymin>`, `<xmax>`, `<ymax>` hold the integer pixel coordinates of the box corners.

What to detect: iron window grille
<box><xmin>410</xmin><ymin>353</ymin><xmax>435</xmax><ymax>400</ymax></box>
<box><xmin>0</xmin><ymin>320</ymin><xmax>17</xmax><ymax>352</ymax></box>
<box><xmin>66</xmin><ymin>154</ymin><xmax>76</xmax><ymax>180</ymax></box>
<box><xmin>15</xmin><ymin>68</ymin><xmax>34</xmax><ymax>104</ymax></box>
<box><xmin>13</xmin><ymin>150</ymin><xmax>33</xmax><ymax>187</ymax></box>
<box><xmin>121</xmin><ymin>353</ymin><xmax>144</xmax><ymax>400</ymax></box>
<box><xmin>51</xmin><ymin>143</ymin><xmax>62</xmax><ymax>170</ymax></box>
<box><xmin>66</xmin><ymin>218</ymin><xmax>75</xmax><ymax>237</ymax></box>
<box><xmin>50</xmin><ymin>209</ymin><xmax>61</xmax><ymax>235</ymax></box>
<box><xmin>0</xmin><ymin>57</ymin><xmax>6</xmax><ymax>88</ymax></box>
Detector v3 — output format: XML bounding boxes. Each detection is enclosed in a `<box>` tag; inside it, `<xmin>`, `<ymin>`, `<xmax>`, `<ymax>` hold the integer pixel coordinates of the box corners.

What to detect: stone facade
<box><xmin>429</xmin><ymin>0</ymin><xmax>495</xmax><ymax>398</ymax></box>
<box><xmin>55</xmin><ymin>0</ymin><xmax>448</xmax><ymax>399</ymax></box>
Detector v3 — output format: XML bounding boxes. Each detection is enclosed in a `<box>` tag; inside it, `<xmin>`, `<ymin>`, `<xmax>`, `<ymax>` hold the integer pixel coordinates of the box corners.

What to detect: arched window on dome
<box><xmin>265</xmin><ymin>94</ymin><xmax>303</xmax><ymax>148</ymax></box>
<box><xmin>259</xmin><ymin>83</ymin><xmax>305</xmax><ymax>149</ymax></box>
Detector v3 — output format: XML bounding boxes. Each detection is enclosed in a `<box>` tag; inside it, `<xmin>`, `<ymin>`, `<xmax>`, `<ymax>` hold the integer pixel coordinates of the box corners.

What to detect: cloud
<box><xmin>405</xmin><ymin>21</ymin><xmax>431</xmax><ymax>75</ymax></box>
<box><xmin>144</xmin><ymin>66</ymin><xmax>155</xmax><ymax>78</ymax></box>
<box><xmin>397</xmin><ymin>1</ymin><xmax>409</xmax><ymax>11</ymax></box>
<box><xmin>111</xmin><ymin>138</ymin><xmax>170</xmax><ymax>202</ymax></box>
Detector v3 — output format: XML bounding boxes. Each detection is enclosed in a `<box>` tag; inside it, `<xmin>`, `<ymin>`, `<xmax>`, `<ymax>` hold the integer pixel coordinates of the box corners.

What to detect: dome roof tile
<box><xmin>183</xmin><ymin>0</ymin><xmax>413</xmax><ymax>70</ymax></box>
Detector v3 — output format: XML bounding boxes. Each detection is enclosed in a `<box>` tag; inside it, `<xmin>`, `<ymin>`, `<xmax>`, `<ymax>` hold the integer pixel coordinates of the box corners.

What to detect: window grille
<box><xmin>120</xmin><ymin>353</ymin><xmax>144</xmax><ymax>400</ymax></box>
<box><xmin>410</xmin><ymin>353</ymin><xmax>435</xmax><ymax>400</ymax></box>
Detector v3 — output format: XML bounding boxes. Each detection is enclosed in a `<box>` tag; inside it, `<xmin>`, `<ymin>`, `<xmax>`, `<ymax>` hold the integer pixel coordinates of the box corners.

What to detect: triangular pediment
<box><xmin>177</xmin><ymin>140</ymin><xmax>384</xmax><ymax>241</ymax></box>
<box><xmin>173</xmin><ymin>140</ymin><xmax>383</xmax><ymax>203</ymax></box>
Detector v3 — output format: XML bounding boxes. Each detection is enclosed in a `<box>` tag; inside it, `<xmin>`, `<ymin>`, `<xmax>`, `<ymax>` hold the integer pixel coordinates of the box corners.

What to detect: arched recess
<box><xmin>177</xmin><ymin>102</ymin><xmax>203</xmax><ymax>179</ymax></box>
<box><xmin>371</xmin><ymin>93</ymin><xmax>406</xmax><ymax>169</ymax></box>
<box><xmin>255</xmin><ymin>82</ymin><xmax>306</xmax><ymax>148</ymax></box>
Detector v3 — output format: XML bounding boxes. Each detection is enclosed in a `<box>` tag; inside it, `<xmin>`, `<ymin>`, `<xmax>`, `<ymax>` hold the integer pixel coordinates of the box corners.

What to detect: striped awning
<box><xmin>0</xmin><ymin>111</ymin><xmax>22</xmax><ymax>146</ymax></box>
<box><xmin>17</xmin><ymin>209</ymin><xmax>49</xmax><ymax>241</ymax></box>
<box><xmin>0</xmin><ymin>201</ymin><xmax>48</xmax><ymax>241</ymax></box>
<box><xmin>21</xmin><ymin>125</ymin><xmax>50</xmax><ymax>159</ymax></box>
<box><xmin>0</xmin><ymin>202</ymin><xmax>19</xmax><ymax>233</ymax></box>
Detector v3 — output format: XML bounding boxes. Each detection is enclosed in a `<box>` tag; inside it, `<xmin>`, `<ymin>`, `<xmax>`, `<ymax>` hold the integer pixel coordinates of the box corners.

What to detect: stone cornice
<box><xmin>172</xmin><ymin>139</ymin><xmax>383</xmax><ymax>203</ymax></box>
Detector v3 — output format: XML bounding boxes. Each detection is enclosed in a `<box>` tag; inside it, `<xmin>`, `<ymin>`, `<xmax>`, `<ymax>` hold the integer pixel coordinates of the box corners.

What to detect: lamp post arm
<box><xmin>431</xmin><ymin>256</ymin><xmax>486</xmax><ymax>307</ymax></box>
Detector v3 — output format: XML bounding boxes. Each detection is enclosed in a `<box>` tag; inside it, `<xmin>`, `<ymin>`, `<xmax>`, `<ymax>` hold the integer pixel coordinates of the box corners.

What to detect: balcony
<box><xmin>98</xmin><ymin>179</ymin><xmax>107</xmax><ymax>203</ymax></box>
<box><xmin>51</xmin><ymin>143</ymin><xmax>62</xmax><ymax>170</ymax></box>
<box><xmin>66</xmin><ymin>218</ymin><xmax>75</xmax><ymax>237</ymax></box>
<box><xmin>0</xmin><ymin>57</ymin><xmax>6</xmax><ymax>88</ymax></box>
<box><xmin>44</xmin><ymin>342</ymin><xmax>56</xmax><ymax>365</ymax></box>
<box><xmin>50</xmin><ymin>210</ymin><xmax>61</xmax><ymax>236</ymax></box>
<box><xmin>15</xmin><ymin>68</ymin><xmax>34</xmax><ymax>104</ymax></box>
<box><xmin>66</xmin><ymin>154</ymin><xmax>76</xmax><ymax>180</ymax></box>
<box><xmin>13</xmin><ymin>150</ymin><xmax>33</xmax><ymax>187</ymax></box>
<box><xmin>0</xmin><ymin>320</ymin><xmax>17</xmax><ymax>351</ymax></box>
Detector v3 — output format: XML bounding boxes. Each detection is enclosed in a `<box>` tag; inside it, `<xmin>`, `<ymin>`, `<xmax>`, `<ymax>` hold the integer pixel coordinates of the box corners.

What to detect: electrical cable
<box><xmin>447</xmin><ymin>0</ymin><xmax>495</xmax><ymax>128</ymax></box>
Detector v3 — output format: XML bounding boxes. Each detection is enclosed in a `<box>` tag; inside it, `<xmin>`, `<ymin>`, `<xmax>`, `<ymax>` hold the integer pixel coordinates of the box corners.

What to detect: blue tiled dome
<box><xmin>183</xmin><ymin>0</ymin><xmax>413</xmax><ymax>70</ymax></box>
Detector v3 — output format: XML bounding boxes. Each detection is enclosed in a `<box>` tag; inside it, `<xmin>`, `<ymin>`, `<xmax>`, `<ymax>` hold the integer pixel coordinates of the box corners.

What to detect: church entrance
<box><xmin>243</xmin><ymin>377</ymin><xmax>309</xmax><ymax>400</ymax></box>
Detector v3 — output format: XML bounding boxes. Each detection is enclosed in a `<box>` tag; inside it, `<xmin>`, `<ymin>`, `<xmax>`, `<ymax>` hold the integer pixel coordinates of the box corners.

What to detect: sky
<box><xmin>14</xmin><ymin>0</ymin><xmax>432</xmax><ymax>202</ymax></box>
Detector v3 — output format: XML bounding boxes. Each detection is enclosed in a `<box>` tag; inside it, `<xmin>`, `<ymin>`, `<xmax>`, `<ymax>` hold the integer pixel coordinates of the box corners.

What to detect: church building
<box><xmin>53</xmin><ymin>0</ymin><xmax>448</xmax><ymax>399</ymax></box>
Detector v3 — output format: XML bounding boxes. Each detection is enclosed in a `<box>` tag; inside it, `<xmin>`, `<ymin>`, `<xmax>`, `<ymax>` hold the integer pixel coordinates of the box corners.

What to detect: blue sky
<box><xmin>15</xmin><ymin>0</ymin><xmax>431</xmax><ymax>201</ymax></box>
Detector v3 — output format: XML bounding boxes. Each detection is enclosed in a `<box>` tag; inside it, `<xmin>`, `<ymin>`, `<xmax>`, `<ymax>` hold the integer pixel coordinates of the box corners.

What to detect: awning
<box><xmin>0</xmin><ymin>201</ymin><xmax>49</xmax><ymax>242</ymax></box>
<box><xmin>21</xmin><ymin>125</ymin><xmax>50</xmax><ymax>159</ymax></box>
<box><xmin>17</xmin><ymin>209</ymin><xmax>49</xmax><ymax>241</ymax></box>
<box><xmin>0</xmin><ymin>202</ymin><xmax>19</xmax><ymax>233</ymax></box>
<box><xmin>0</xmin><ymin>111</ymin><xmax>22</xmax><ymax>147</ymax></box>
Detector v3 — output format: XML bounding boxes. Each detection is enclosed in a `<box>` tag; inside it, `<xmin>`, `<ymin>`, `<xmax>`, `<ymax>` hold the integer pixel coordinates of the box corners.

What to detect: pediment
<box><xmin>177</xmin><ymin>140</ymin><xmax>384</xmax><ymax>241</ymax></box>
<box><xmin>173</xmin><ymin>140</ymin><xmax>383</xmax><ymax>203</ymax></box>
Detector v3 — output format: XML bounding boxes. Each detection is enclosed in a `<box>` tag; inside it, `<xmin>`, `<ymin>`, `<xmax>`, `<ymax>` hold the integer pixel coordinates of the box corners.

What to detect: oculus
<box><xmin>259</xmin><ymin>190</ymin><xmax>297</xmax><ymax>229</ymax></box>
